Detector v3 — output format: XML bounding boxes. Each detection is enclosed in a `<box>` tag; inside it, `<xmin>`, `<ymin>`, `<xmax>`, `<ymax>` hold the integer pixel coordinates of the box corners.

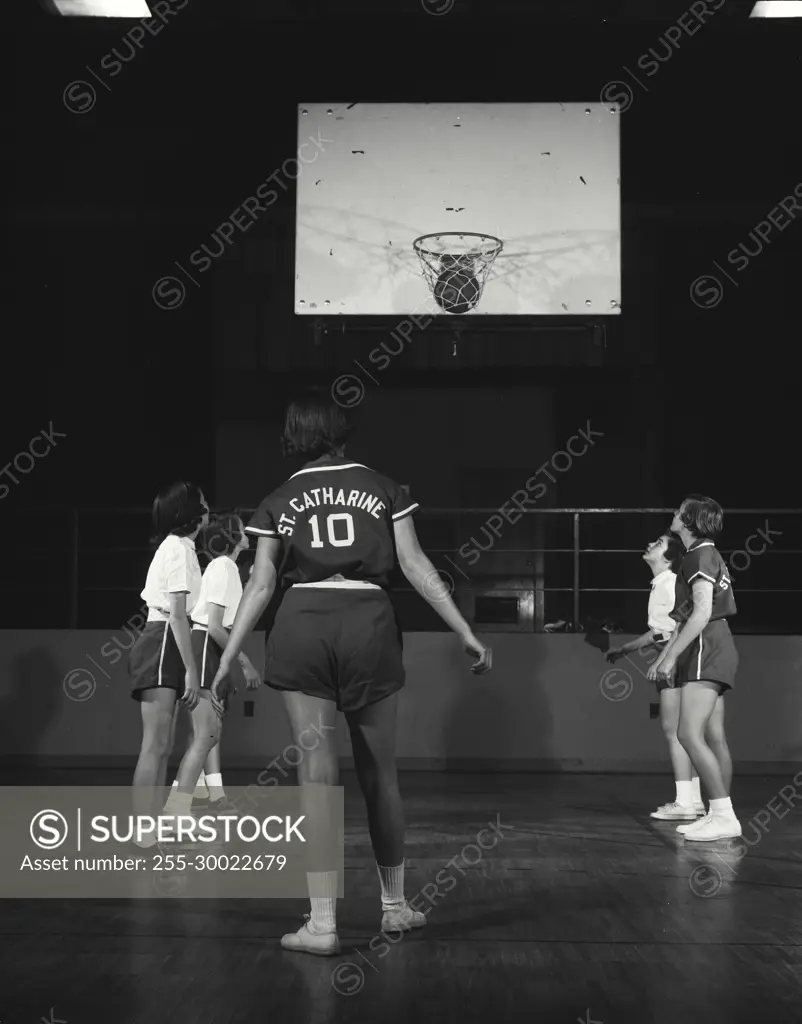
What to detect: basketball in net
<box><xmin>413</xmin><ymin>233</ymin><xmax>503</xmax><ymax>314</ymax></box>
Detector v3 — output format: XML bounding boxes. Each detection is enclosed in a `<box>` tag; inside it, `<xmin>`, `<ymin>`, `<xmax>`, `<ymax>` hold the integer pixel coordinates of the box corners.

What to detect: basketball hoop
<box><xmin>413</xmin><ymin>232</ymin><xmax>503</xmax><ymax>314</ymax></box>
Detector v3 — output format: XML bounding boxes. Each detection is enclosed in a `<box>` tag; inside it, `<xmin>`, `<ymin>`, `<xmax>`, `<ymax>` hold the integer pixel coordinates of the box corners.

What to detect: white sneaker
<box><xmin>650</xmin><ymin>802</ymin><xmax>698</xmax><ymax>820</ymax></box>
<box><xmin>684</xmin><ymin>816</ymin><xmax>742</xmax><ymax>842</ymax></box>
<box><xmin>677</xmin><ymin>811</ymin><xmax>712</xmax><ymax>835</ymax></box>
<box><xmin>694</xmin><ymin>802</ymin><xmax>706</xmax><ymax>815</ymax></box>
<box><xmin>650</xmin><ymin>803</ymin><xmax>675</xmax><ymax>816</ymax></box>
<box><xmin>381</xmin><ymin>901</ymin><xmax>427</xmax><ymax>933</ymax></box>
<box><xmin>280</xmin><ymin>915</ymin><xmax>341</xmax><ymax>956</ymax></box>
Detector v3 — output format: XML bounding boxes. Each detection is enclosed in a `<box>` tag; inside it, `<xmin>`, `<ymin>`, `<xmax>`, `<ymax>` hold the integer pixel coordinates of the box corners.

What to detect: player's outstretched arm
<box><xmin>608</xmin><ymin>629</ymin><xmax>659</xmax><ymax>661</ymax></box>
<box><xmin>393</xmin><ymin>516</ymin><xmax>492</xmax><ymax>673</ymax></box>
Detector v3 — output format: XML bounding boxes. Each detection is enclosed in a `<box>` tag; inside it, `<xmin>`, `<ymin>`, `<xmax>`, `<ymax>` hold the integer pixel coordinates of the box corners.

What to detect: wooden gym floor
<box><xmin>1</xmin><ymin>770</ymin><xmax>801</xmax><ymax>1024</ymax></box>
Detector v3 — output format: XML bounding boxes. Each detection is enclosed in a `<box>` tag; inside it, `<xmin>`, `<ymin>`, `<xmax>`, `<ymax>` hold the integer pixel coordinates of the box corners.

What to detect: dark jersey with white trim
<box><xmin>671</xmin><ymin>540</ymin><xmax>736</xmax><ymax>623</ymax></box>
<box><xmin>245</xmin><ymin>458</ymin><xmax>418</xmax><ymax>588</ymax></box>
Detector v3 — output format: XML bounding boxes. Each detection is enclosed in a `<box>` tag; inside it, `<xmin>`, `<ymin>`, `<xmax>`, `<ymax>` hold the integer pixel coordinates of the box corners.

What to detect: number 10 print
<box><xmin>309</xmin><ymin>513</ymin><xmax>355</xmax><ymax>548</ymax></box>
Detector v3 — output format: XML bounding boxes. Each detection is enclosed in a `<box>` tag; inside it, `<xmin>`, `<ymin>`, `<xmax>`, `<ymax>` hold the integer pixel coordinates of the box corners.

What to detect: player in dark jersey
<box><xmin>210</xmin><ymin>396</ymin><xmax>492</xmax><ymax>956</ymax></box>
<box><xmin>647</xmin><ymin>494</ymin><xmax>740</xmax><ymax>842</ymax></box>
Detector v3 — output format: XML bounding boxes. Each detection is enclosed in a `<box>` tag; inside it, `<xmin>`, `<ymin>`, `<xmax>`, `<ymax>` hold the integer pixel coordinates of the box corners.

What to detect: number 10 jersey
<box><xmin>245</xmin><ymin>458</ymin><xmax>418</xmax><ymax>589</ymax></box>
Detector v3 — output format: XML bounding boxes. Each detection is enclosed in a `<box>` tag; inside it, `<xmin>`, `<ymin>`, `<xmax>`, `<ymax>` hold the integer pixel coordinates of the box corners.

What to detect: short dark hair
<box><xmin>282</xmin><ymin>394</ymin><xmax>351</xmax><ymax>459</ymax></box>
<box><xmin>150</xmin><ymin>481</ymin><xmax>206</xmax><ymax>548</ymax></box>
<box><xmin>680</xmin><ymin>494</ymin><xmax>723</xmax><ymax>540</ymax></box>
<box><xmin>664</xmin><ymin>533</ymin><xmax>685</xmax><ymax>572</ymax></box>
<box><xmin>197</xmin><ymin>513</ymin><xmax>244</xmax><ymax>562</ymax></box>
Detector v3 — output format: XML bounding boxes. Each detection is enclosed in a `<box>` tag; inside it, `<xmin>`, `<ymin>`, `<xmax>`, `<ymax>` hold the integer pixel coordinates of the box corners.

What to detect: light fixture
<box><xmin>50</xmin><ymin>1</ymin><xmax>151</xmax><ymax>15</ymax></box>
<box><xmin>750</xmin><ymin>2</ymin><xmax>802</xmax><ymax>16</ymax></box>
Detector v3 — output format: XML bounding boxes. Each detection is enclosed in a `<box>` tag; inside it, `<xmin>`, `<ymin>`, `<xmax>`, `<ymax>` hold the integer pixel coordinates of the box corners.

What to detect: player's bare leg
<box><xmin>159</xmin><ymin>703</ymin><xmax>179</xmax><ymax>792</ymax></box>
<box><xmin>133</xmin><ymin>689</ymin><xmax>177</xmax><ymax>846</ymax></box>
<box><xmin>346</xmin><ymin>693</ymin><xmax>425</xmax><ymax>934</ymax></box>
<box><xmin>163</xmin><ymin>697</ymin><xmax>221</xmax><ymax>822</ymax></box>
<box><xmin>651</xmin><ymin>687</ymin><xmax>701</xmax><ymax>820</ymax></box>
<box><xmin>677</xmin><ymin>682</ymin><xmax>740</xmax><ymax>842</ymax></box>
<box><xmin>280</xmin><ymin>691</ymin><xmax>341</xmax><ymax>956</ymax></box>
<box><xmin>680</xmin><ymin>694</ymin><xmax>730</xmax><ymax>835</ymax></box>
<box><xmin>705</xmin><ymin>694</ymin><xmax>732</xmax><ymax>790</ymax></box>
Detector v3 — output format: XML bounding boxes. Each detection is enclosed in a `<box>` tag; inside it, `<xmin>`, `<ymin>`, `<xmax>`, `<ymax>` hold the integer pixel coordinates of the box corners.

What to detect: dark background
<box><xmin>4</xmin><ymin>0</ymin><xmax>801</xmax><ymax>628</ymax></box>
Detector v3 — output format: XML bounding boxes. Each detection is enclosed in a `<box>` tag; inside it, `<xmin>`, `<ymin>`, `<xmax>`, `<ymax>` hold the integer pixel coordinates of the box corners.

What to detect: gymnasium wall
<box><xmin>1</xmin><ymin>631</ymin><xmax>800</xmax><ymax>772</ymax></box>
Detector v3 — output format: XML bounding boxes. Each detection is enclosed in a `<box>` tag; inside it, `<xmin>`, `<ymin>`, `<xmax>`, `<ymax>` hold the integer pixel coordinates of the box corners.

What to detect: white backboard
<box><xmin>295</xmin><ymin>102</ymin><xmax>621</xmax><ymax>316</ymax></box>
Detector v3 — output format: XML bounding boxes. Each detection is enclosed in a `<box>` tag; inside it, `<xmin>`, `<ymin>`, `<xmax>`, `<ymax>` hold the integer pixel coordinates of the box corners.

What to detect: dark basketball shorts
<box><xmin>264</xmin><ymin>587</ymin><xmax>405</xmax><ymax>713</ymax></box>
<box><xmin>192</xmin><ymin>627</ymin><xmax>240</xmax><ymax>709</ymax></box>
<box><xmin>674</xmin><ymin>618</ymin><xmax>738</xmax><ymax>693</ymax></box>
<box><xmin>129</xmin><ymin>621</ymin><xmax>186</xmax><ymax>701</ymax></box>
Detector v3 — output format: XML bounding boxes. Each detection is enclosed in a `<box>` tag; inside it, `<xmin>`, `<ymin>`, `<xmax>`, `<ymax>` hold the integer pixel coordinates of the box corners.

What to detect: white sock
<box><xmin>307</xmin><ymin>872</ymin><xmax>338</xmax><ymax>933</ymax></box>
<box><xmin>171</xmin><ymin>779</ymin><xmax>178</xmax><ymax>789</ymax></box>
<box><xmin>710</xmin><ymin>796</ymin><xmax>734</xmax><ymax>819</ymax></box>
<box><xmin>194</xmin><ymin>771</ymin><xmax>208</xmax><ymax>799</ymax></box>
<box><xmin>205</xmin><ymin>772</ymin><xmax>225</xmax><ymax>801</ymax></box>
<box><xmin>676</xmin><ymin>781</ymin><xmax>694</xmax><ymax>807</ymax></box>
<box><xmin>377</xmin><ymin>861</ymin><xmax>405</xmax><ymax>909</ymax></box>
<box><xmin>163</xmin><ymin>790</ymin><xmax>193</xmax><ymax>816</ymax></box>
<box><xmin>691</xmin><ymin>776</ymin><xmax>702</xmax><ymax>803</ymax></box>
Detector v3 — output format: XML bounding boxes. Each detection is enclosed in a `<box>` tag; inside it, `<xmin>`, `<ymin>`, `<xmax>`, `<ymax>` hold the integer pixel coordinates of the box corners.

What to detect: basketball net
<box><xmin>413</xmin><ymin>232</ymin><xmax>503</xmax><ymax>314</ymax></box>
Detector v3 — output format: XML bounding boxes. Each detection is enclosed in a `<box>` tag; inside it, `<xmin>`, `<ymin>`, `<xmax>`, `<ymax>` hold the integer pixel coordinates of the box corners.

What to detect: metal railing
<box><xmin>7</xmin><ymin>507</ymin><xmax>801</xmax><ymax>634</ymax></box>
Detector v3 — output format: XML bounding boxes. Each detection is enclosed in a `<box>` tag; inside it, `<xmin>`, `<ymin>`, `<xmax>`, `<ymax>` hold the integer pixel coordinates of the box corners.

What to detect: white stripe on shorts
<box><xmin>200</xmin><ymin>630</ymin><xmax>210</xmax><ymax>687</ymax></box>
<box><xmin>157</xmin><ymin>624</ymin><xmax>168</xmax><ymax>687</ymax></box>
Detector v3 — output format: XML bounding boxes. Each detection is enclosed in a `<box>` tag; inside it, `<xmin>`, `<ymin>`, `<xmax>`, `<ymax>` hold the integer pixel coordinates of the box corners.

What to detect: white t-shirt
<box><xmin>141</xmin><ymin>535</ymin><xmax>202</xmax><ymax>623</ymax></box>
<box><xmin>648</xmin><ymin>569</ymin><xmax>677</xmax><ymax>636</ymax></box>
<box><xmin>191</xmin><ymin>556</ymin><xmax>243</xmax><ymax>629</ymax></box>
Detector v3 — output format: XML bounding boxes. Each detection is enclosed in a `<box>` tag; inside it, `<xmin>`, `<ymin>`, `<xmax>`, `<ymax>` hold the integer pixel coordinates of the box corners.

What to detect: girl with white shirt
<box><xmin>180</xmin><ymin>514</ymin><xmax>261</xmax><ymax>807</ymax></box>
<box><xmin>128</xmin><ymin>481</ymin><xmax>211</xmax><ymax>831</ymax></box>
<box><xmin>606</xmin><ymin>533</ymin><xmax>705</xmax><ymax>821</ymax></box>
